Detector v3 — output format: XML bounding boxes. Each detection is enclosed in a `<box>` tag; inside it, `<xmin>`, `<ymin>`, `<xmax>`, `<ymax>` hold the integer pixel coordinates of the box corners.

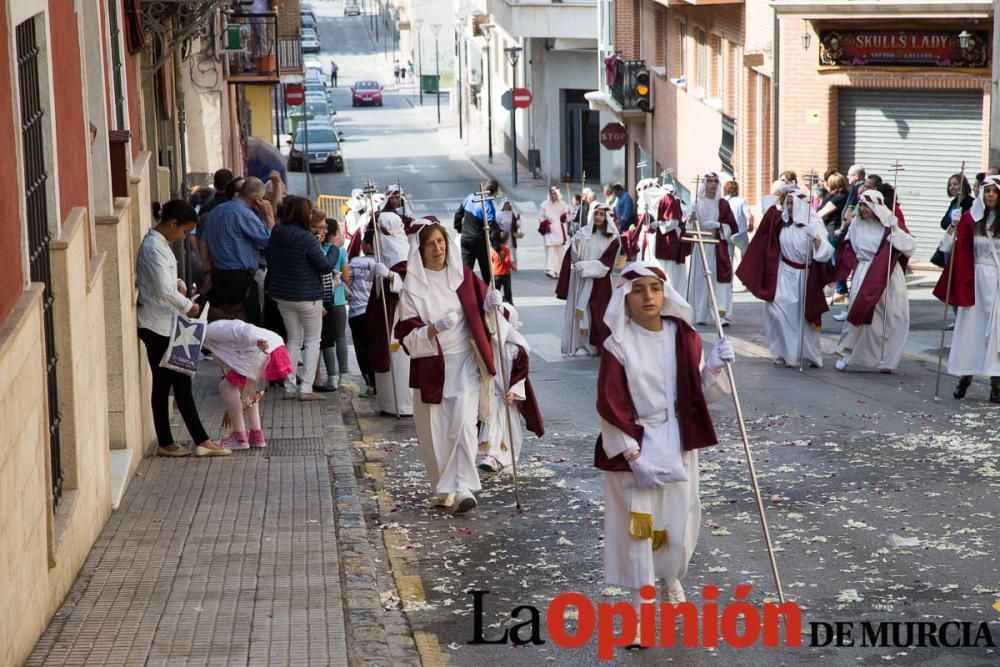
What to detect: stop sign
<box><xmin>512</xmin><ymin>87</ymin><xmax>532</xmax><ymax>108</ymax></box>
<box><xmin>600</xmin><ymin>122</ymin><xmax>627</xmax><ymax>150</ymax></box>
<box><xmin>284</xmin><ymin>83</ymin><xmax>305</xmax><ymax>106</ymax></box>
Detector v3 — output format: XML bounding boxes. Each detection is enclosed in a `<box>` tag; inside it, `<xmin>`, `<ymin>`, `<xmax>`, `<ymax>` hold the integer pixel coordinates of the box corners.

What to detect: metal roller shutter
<box><xmin>838</xmin><ymin>89</ymin><xmax>983</xmax><ymax>255</ymax></box>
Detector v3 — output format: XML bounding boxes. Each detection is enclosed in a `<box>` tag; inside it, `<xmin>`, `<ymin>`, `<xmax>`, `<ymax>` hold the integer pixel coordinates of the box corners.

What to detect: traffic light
<box><xmin>633</xmin><ymin>68</ymin><xmax>651</xmax><ymax>113</ymax></box>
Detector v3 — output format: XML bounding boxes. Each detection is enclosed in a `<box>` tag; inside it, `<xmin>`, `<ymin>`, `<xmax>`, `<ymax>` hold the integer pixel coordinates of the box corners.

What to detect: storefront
<box><xmin>775</xmin><ymin>1</ymin><xmax>993</xmax><ymax>253</ymax></box>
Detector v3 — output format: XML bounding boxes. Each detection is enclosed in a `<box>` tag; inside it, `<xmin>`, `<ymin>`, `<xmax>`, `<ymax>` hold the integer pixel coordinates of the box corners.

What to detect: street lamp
<box><xmin>455</xmin><ymin>18</ymin><xmax>465</xmax><ymax>141</ymax></box>
<box><xmin>431</xmin><ymin>24</ymin><xmax>442</xmax><ymax>124</ymax></box>
<box><xmin>415</xmin><ymin>19</ymin><xmax>424</xmax><ymax>106</ymax></box>
<box><xmin>801</xmin><ymin>20</ymin><xmax>811</xmax><ymax>50</ymax></box>
<box><xmin>958</xmin><ymin>30</ymin><xmax>974</xmax><ymax>50</ymax></box>
<box><xmin>504</xmin><ymin>45</ymin><xmax>522</xmax><ymax>186</ymax></box>
<box><xmin>480</xmin><ymin>23</ymin><xmax>495</xmax><ymax>163</ymax></box>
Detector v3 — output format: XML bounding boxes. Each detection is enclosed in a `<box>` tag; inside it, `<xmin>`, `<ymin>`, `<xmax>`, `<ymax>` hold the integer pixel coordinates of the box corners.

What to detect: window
<box><xmin>107</xmin><ymin>0</ymin><xmax>126</xmax><ymax>129</ymax></box>
<box><xmin>697</xmin><ymin>29</ymin><xmax>707</xmax><ymax>91</ymax></box>
<box><xmin>719</xmin><ymin>114</ymin><xmax>735</xmax><ymax>175</ymax></box>
<box><xmin>714</xmin><ymin>35</ymin><xmax>724</xmax><ymax>99</ymax></box>
<box><xmin>654</xmin><ymin>8</ymin><xmax>665</xmax><ymax>68</ymax></box>
<box><xmin>676</xmin><ymin>21</ymin><xmax>687</xmax><ymax>80</ymax></box>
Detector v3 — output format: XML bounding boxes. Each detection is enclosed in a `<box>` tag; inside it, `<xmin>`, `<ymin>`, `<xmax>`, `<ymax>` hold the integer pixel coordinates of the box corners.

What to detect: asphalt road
<box><xmin>313</xmin><ymin>3</ymin><xmax>1000</xmax><ymax>664</ymax></box>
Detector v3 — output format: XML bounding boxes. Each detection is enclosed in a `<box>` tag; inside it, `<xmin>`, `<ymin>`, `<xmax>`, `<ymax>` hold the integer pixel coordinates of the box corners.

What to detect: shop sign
<box><xmin>818</xmin><ymin>30</ymin><xmax>989</xmax><ymax>68</ymax></box>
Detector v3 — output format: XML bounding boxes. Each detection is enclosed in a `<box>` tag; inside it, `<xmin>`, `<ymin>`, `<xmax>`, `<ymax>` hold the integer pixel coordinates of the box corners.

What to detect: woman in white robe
<box><xmin>834</xmin><ymin>189</ymin><xmax>917</xmax><ymax>372</ymax></box>
<box><xmin>936</xmin><ymin>175</ymin><xmax>1000</xmax><ymax>401</ymax></box>
<box><xmin>638</xmin><ymin>183</ymin><xmax>688</xmax><ymax>296</ymax></box>
<box><xmin>496</xmin><ymin>199</ymin><xmax>523</xmax><ymax>264</ymax></box>
<box><xmin>371</xmin><ymin>212</ymin><xmax>413</xmax><ymax>416</ymax></box>
<box><xmin>397</xmin><ymin>221</ymin><xmax>503</xmax><ymax>513</ymax></box>
<box><xmin>766</xmin><ymin>188</ymin><xmax>834</xmax><ymax>367</ymax></box>
<box><xmin>686</xmin><ymin>172</ymin><xmax>739</xmax><ymax>326</ymax></box>
<box><xmin>557</xmin><ymin>204</ymin><xmax>620</xmax><ymax>356</ymax></box>
<box><xmin>596</xmin><ymin>262</ymin><xmax>733</xmax><ymax>621</ymax></box>
<box><xmin>539</xmin><ymin>187</ymin><xmax>570</xmax><ymax>278</ymax></box>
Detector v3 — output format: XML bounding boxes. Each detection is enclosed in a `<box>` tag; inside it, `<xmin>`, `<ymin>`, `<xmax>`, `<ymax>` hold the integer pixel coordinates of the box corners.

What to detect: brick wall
<box><xmin>0</xmin><ymin>10</ymin><xmax>23</xmax><ymax>323</ymax></box>
<box><xmin>615</xmin><ymin>0</ymin><xmax>639</xmax><ymax>59</ymax></box>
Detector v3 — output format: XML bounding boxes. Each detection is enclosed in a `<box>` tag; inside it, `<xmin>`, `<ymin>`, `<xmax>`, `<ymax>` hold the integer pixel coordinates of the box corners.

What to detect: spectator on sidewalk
<box><xmin>198</xmin><ymin>168</ymin><xmax>236</xmax><ymax>219</ymax></box>
<box><xmin>330</xmin><ymin>61</ymin><xmax>339</xmax><ymax>87</ymax></box>
<box><xmin>348</xmin><ymin>230</ymin><xmax>378</xmax><ymax>397</ymax></box>
<box><xmin>264</xmin><ymin>170</ymin><xmax>286</xmax><ymax>210</ymax></box>
<box><xmin>201</xmin><ymin>177</ymin><xmax>274</xmax><ymax>323</ymax></box>
<box><xmin>266</xmin><ymin>196</ymin><xmax>332</xmax><ymax>401</ymax></box>
<box><xmin>456</xmin><ymin>179</ymin><xmax>500</xmax><ymax>282</ymax></box>
<box><xmin>394</xmin><ymin>60</ymin><xmax>401</xmax><ymax>83</ymax></box>
<box><xmin>136</xmin><ymin>199</ymin><xmax>230</xmax><ymax>458</ymax></box>
<box><xmin>612</xmin><ymin>183</ymin><xmax>635</xmax><ymax>233</ymax></box>
<box><xmin>315</xmin><ymin>216</ymin><xmax>351</xmax><ymax>392</ymax></box>
<box><xmin>204</xmin><ymin>319</ymin><xmax>292</xmax><ymax>450</ymax></box>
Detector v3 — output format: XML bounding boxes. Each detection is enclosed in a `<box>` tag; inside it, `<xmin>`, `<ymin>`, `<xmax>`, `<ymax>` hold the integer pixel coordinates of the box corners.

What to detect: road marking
<box><xmin>511</xmin><ymin>296</ymin><xmax>561</xmax><ymax>308</ymax></box>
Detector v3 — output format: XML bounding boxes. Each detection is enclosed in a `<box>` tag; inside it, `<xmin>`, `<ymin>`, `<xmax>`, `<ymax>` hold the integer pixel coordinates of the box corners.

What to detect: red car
<box><xmin>351</xmin><ymin>80</ymin><xmax>383</xmax><ymax>107</ymax></box>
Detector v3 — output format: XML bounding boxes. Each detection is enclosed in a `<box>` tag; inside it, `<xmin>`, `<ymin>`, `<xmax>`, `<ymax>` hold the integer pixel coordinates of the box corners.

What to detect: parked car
<box><xmin>351</xmin><ymin>80</ymin><xmax>383</xmax><ymax>107</ymax></box>
<box><xmin>304</xmin><ymin>81</ymin><xmax>330</xmax><ymax>102</ymax></box>
<box><xmin>304</xmin><ymin>66</ymin><xmax>325</xmax><ymax>83</ymax></box>
<box><xmin>344</xmin><ymin>1</ymin><xmax>361</xmax><ymax>16</ymax></box>
<box><xmin>288</xmin><ymin>123</ymin><xmax>344</xmax><ymax>172</ymax></box>
<box><xmin>288</xmin><ymin>100</ymin><xmax>335</xmax><ymax>136</ymax></box>
<box><xmin>301</xmin><ymin>14</ymin><xmax>318</xmax><ymax>34</ymax></box>
<box><xmin>301</xmin><ymin>28</ymin><xmax>320</xmax><ymax>53</ymax></box>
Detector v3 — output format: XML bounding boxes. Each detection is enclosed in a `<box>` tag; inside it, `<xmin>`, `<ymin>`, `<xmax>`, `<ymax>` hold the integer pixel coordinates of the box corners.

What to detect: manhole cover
<box><xmin>238</xmin><ymin>437</ymin><xmax>325</xmax><ymax>456</ymax></box>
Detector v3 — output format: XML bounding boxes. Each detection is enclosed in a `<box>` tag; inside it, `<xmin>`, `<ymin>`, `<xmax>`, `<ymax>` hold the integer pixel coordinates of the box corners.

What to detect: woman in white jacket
<box><xmin>204</xmin><ymin>320</ymin><xmax>292</xmax><ymax>449</ymax></box>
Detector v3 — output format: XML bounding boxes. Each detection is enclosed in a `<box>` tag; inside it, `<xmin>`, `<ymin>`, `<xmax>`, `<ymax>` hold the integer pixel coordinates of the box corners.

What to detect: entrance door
<box><xmin>838</xmin><ymin>89</ymin><xmax>983</xmax><ymax>250</ymax></box>
<box><xmin>17</xmin><ymin>18</ymin><xmax>63</xmax><ymax>505</ymax></box>
<box><xmin>564</xmin><ymin>90</ymin><xmax>601</xmax><ymax>183</ymax></box>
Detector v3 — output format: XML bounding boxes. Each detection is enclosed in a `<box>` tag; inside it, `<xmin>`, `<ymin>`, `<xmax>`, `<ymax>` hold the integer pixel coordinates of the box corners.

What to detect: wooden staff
<box><xmin>934</xmin><ymin>160</ymin><xmax>966</xmax><ymax>399</ymax></box>
<box><xmin>476</xmin><ymin>184</ymin><xmax>522</xmax><ymax>509</ymax></box>
<box><xmin>798</xmin><ymin>236</ymin><xmax>813</xmax><ymax>373</ymax></box>
<box><xmin>880</xmin><ymin>161</ymin><xmax>904</xmax><ymax>367</ymax></box>
<box><xmin>684</xmin><ymin>175</ymin><xmax>786</xmax><ymax>604</ymax></box>
<box><xmin>363</xmin><ymin>178</ymin><xmax>401</xmax><ymax>419</ymax></box>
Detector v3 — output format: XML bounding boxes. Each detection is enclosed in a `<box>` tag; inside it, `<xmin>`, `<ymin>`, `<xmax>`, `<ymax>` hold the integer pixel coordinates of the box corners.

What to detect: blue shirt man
<box><xmin>457</xmin><ymin>180</ymin><xmax>500</xmax><ymax>282</ymax></box>
<box><xmin>202</xmin><ymin>197</ymin><xmax>271</xmax><ymax>271</ymax></box>
<box><xmin>613</xmin><ymin>184</ymin><xmax>635</xmax><ymax>232</ymax></box>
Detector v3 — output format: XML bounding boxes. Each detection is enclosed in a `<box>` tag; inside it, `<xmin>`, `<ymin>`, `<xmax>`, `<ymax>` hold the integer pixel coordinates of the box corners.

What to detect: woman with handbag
<box><xmin>136</xmin><ymin>200</ymin><xmax>230</xmax><ymax>457</ymax></box>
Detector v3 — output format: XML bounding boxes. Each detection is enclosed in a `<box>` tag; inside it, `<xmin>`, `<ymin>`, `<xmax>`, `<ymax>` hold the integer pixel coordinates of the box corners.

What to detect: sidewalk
<box><xmin>26</xmin><ymin>365</ymin><xmax>418</xmax><ymax>666</ymax></box>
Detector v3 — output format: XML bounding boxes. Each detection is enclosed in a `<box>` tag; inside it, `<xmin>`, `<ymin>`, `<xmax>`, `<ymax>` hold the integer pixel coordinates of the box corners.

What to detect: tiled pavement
<box><xmin>27</xmin><ymin>364</ymin><xmax>413</xmax><ymax>666</ymax></box>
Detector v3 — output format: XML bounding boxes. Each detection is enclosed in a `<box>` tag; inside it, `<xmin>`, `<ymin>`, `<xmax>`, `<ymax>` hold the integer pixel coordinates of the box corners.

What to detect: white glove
<box><xmin>950</xmin><ymin>208</ymin><xmax>961</xmax><ymax>224</ymax></box>
<box><xmin>483</xmin><ymin>288</ymin><xmax>503</xmax><ymax>311</ymax></box>
<box><xmin>629</xmin><ymin>455</ymin><xmax>669</xmax><ymax>489</ymax></box>
<box><xmin>699</xmin><ymin>219</ymin><xmax>722</xmax><ymax>231</ymax></box>
<box><xmin>656</xmin><ymin>221</ymin><xmax>669</xmax><ymax>234</ymax></box>
<box><xmin>374</xmin><ymin>262</ymin><xmax>390</xmax><ymax>279</ymax></box>
<box><xmin>707</xmin><ymin>337</ymin><xmax>735</xmax><ymax>371</ymax></box>
<box><xmin>433</xmin><ymin>310</ymin><xmax>460</xmax><ymax>333</ymax></box>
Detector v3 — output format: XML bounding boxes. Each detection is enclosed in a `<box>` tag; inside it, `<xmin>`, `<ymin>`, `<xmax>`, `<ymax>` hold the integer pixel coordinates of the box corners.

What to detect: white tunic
<box><xmin>478</xmin><ymin>338</ymin><xmax>527</xmax><ymax>467</ymax></box>
<box><xmin>561</xmin><ymin>227</ymin><xmax>616</xmax><ymax>356</ymax></box>
<box><xmin>374</xmin><ymin>271</ymin><xmax>414</xmax><ymax>416</ymax></box>
<box><xmin>639</xmin><ymin>220</ymin><xmax>687</xmax><ymax>298</ymax></box>
<box><xmin>687</xmin><ymin>198</ymin><xmax>733</xmax><ymax>323</ymax></box>
<box><xmin>764</xmin><ymin>222</ymin><xmax>834</xmax><ymax>367</ymax></box>
<box><xmin>541</xmin><ymin>199</ymin><xmax>570</xmax><ymax>276</ymax></box>
<box><xmin>940</xmin><ymin>231</ymin><xmax>1000</xmax><ymax>376</ymax></box>
<box><xmin>399</xmin><ymin>269</ymin><xmax>483</xmax><ymax>496</ymax></box>
<box><xmin>834</xmin><ymin>217</ymin><xmax>916</xmax><ymax>370</ymax></box>
<box><xmin>601</xmin><ymin>320</ymin><xmax>730</xmax><ymax>589</ymax></box>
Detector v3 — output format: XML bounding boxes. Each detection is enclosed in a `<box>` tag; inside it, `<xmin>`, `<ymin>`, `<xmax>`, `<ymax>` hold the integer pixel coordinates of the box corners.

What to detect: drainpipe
<box><xmin>771</xmin><ymin>10</ymin><xmax>780</xmax><ymax>182</ymax></box>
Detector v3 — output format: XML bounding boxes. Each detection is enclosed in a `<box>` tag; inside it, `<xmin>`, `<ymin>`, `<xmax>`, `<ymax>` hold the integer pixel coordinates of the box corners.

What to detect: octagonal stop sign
<box><xmin>600</xmin><ymin>122</ymin><xmax>627</xmax><ymax>151</ymax></box>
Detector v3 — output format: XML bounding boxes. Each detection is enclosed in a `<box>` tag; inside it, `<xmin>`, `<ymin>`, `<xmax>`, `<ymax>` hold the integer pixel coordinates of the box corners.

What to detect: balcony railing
<box><xmin>278</xmin><ymin>37</ymin><xmax>303</xmax><ymax>74</ymax></box>
<box><xmin>225</xmin><ymin>12</ymin><xmax>281</xmax><ymax>83</ymax></box>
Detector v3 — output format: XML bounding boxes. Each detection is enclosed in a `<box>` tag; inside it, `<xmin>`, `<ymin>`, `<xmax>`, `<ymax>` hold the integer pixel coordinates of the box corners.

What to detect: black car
<box><xmin>288</xmin><ymin>124</ymin><xmax>344</xmax><ymax>172</ymax></box>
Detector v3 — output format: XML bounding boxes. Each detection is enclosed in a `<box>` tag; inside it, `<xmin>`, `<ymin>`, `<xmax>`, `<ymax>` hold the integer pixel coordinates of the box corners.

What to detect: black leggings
<box><xmin>461</xmin><ymin>235</ymin><xmax>492</xmax><ymax>283</ymax></box>
<box><xmin>348</xmin><ymin>314</ymin><xmax>374</xmax><ymax>388</ymax></box>
<box><xmin>138</xmin><ymin>328</ymin><xmax>210</xmax><ymax>447</ymax></box>
<box><xmin>321</xmin><ymin>304</ymin><xmax>349</xmax><ymax>375</ymax></box>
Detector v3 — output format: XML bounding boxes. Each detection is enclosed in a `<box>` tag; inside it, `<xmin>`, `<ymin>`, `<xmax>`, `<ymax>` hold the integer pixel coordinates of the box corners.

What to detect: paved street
<box><xmin>25</xmin><ymin>2</ymin><xmax>1000</xmax><ymax>666</ymax></box>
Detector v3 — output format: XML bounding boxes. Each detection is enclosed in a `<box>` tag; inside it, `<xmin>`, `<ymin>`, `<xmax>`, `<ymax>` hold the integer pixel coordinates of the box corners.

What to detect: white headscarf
<box><xmin>494</xmin><ymin>303</ymin><xmax>529</xmax><ymax>354</ymax></box>
<box><xmin>781</xmin><ymin>186</ymin><xmax>822</xmax><ymax>226</ymax></box>
<box><xmin>971</xmin><ymin>175</ymin><xmax>1000</xmax><ymax>221</ymax></box>
<box><xmin>585</xmin><ymin>202</ymin><xmax>620</xmax><ymax>239</ymax></box>
<box><xmin>695</xmin><ymin>171</ymin><xmax>722</xmax><ymax>223</ymax></box>
<box><xmin>604</xmin><ymin>261</ymin><xmax>693</xmax><ymax>346</ymax></box>
<box><xmin>858</xmin><ymin>189</ymin><xmax>897</xmax><ymax>228</ymax></box>
<box><xmin>376</xmin><ymin>212</ymin><xmax>409</xmax><ymax>267</ymax></box>
<box><xmin>404</xmin><ymin>219</ymin><xmax>465</xmax><ymax>291</ymax></box>
<box><xmin>639</xmin><ymin>184</ymin><xmax>666</xmax><ymax>219</ymax></box>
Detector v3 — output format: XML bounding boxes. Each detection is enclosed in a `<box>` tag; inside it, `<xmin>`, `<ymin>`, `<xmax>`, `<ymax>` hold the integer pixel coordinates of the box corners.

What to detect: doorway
<box><xmin>563</xmin><ymin>89</ymin><xmax>600</xmax><ymax>184</ymax></box>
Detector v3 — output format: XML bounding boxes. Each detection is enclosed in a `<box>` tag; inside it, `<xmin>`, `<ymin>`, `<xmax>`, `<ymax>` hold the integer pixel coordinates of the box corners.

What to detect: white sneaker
<box><xmin>720</xmin><ymin>316</ymin><xmax>731</xmax><ymax>327</ymax></box>
<box><xmin>833</xmin><ymin>310</ymin><xmax>848</xmax><ymax>322</ymax></box>
<box><xmin>835</xmin><ymin>358</ymin><xmax>848</xmax><ymax>372</ymax></box>
<box><xmin>432</xmin><ymin>493</ymin><xmax>455</xmax><ymax>508</ymax></box>
<box><xmin>452</xmin><ymin>489</ymin><xmax>477</xmax><ymax>514</ymax></box>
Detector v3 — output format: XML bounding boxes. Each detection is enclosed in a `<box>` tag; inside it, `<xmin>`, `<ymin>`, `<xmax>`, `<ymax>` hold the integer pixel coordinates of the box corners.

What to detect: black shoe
<box><xmin>954</xmin><ymin>376</ymin><xmax>972</xmax><ymax>400</ymax></box>
<box><xmin>991</xmin><ymin>378</ymin><xmax>1000</xmax><ymax>403</ymax></box>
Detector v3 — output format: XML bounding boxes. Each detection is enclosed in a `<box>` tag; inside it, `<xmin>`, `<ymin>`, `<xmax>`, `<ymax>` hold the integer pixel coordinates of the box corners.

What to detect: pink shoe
<box><xmin>249</xmin><ymin>429</ymin><xmax>267</xmax><ymax>448</ymax></box>
<box><xmin>220</xmin><ymin>431</ymin><xmax>250</xmax><ymax>449</ymax></box>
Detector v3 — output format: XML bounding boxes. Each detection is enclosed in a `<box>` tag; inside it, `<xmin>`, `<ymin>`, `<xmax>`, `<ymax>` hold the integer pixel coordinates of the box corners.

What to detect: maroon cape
<box><xmin>554</xmin><ymin>235</ymin><xmax>620</xmax><ymax>348</ymax></box>
<box><xmin>932</xmin><ymin>212</ymin><xmax>976</xmax><ymax>307</ymax></box>
<box><xmin>365</xmin><ymin>261</ymin><xmax>407</xmax><ymax>373</ymax></box>
<box><xmin>593</xmin><ymin>316</ymin><xmax>720</xmax><ymax>473</ymax></box>
<box><xmin>394</xmin><ymin>266</ymin><xmax>497</xmax><ymax>404</ymax></box>
<box><xmin>833</xmin><ymin>217</ymin><xmax>911</xmax><ymax>326</ymax></box>
<box><xmin>735</xmin><ymin>208</ymin><xmax>830</xmax><ymax>326</ymax></box>
<box><xmin>509</xmin><ymin>345</ymin><xmax>544</xmax><ymax>438</ymax></box>
<box><xmin>693</xmin><ymin>198</ymin><xmax>739</xmax><ymax>283</ymax></box>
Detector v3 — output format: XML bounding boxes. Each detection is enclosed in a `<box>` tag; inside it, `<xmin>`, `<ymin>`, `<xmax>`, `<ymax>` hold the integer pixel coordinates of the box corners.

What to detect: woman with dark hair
<box><xmin>394</xmin><ymin>220</ymin><xmax>503</xmax><ymax>513</ymax></box>
<box><xmin>817</xmin><ymin>172</ymin><xmax>849</xmax><ymax>231</ymax></box>
<box><xmin>556</xmin><ymin>203</ymin><xmax>620</xmax><ymax>356</ymax></box>
<box><xmin>313</xmin><ymin>215</ymin><xmax>351</xmax><ymax>392</ymax></box>
<box><xmin>932</xmin><ymin>173</ymin><xmax>975</xmax><ymax>270</ymax></box>
<box><xmin>934</xmin><ymin>174</ymin><xmax>1000</xmax><ymax>401</ymax></box>
<box><xmin>266</xmin><ymin>195</ymin><xmax>332</xmax><ymax>400</ymax></box>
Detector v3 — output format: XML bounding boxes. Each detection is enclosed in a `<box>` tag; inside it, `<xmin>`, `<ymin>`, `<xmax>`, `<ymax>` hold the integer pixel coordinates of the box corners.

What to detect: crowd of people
<box><xmin>137</xmin><ymin>160</ymin><xmax>999</xmax><ymax>651</ymax></box>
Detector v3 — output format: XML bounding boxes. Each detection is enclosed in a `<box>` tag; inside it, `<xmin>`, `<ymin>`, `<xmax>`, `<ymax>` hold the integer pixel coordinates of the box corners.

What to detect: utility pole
<box><xmin>455</xmin><ymin>20</ymin><xmax>463</xmax><ymax>141</ymax></box>
<box><xmin>415</xmin><ymin>19</ymin><xmax>424</xmax><ymax>106</ymax></box>
<box><xmin>431</xmin><ymin>24</ymin><xmax>442</xmax><ymax>124</ymax></box>
<box><xmin>481</xmin><ymin>23</ymin><xmax>495</xmax><ymax>162</ymax></box>
<box><xmin>505</xmin><ymin>46</ymin><xmax>522</xmax><ymax>186</ymax></box>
